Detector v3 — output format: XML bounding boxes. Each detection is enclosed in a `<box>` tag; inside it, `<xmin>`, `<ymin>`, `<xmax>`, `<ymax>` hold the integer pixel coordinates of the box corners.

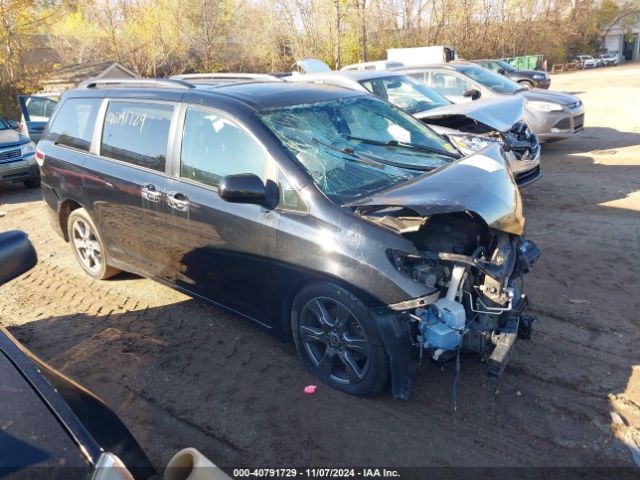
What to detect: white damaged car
<box><xmin>287</xmin><ymin>70</ymin><xmax>541</xmax><ymax>187</ymax></box>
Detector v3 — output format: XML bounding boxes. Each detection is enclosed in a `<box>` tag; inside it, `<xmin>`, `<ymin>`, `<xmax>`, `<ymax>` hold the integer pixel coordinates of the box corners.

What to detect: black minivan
<box><xmin>39</xmin><ymin>78</ymin><xmax>540</xmax><ymax>399</ymax></box>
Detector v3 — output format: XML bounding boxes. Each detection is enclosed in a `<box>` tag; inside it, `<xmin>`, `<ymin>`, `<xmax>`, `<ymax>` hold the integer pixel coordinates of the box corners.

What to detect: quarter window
<box><xmin>278</xmin><ymin>171</ymin><xmax>307</xmax><ymax>212</ymax></box>
<box><xmin>101</xmin><ymin>101</ymin><xmax>173</xmax><ymax>172</ymax></box>
<box><xmin>47</xmin><ymin>98</ymin><xmax>101</xmax><ymax>152</ymax></box>
<box><xmin>180</xmin><ymin>108</ymin><xmax>268</xmax><ymax>188</ymax></box>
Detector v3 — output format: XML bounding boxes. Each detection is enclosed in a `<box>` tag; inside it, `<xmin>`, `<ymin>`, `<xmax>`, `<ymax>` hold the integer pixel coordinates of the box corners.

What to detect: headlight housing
<box><xmin>21</xmin><ymin>141</ymin><xmax>36</xmax><ymax>157</ymax></box>
<box><xmin>532</xmin><ymin>74</ymin><xmax>545</xmax><ymax>80</ymax></box>
<box><xmin>527</xmin><ymin>101</ymin><xmax>563</xmax><ymax>112</ymax></box>
<box><xmin>448</xmin><ymin>134</ymin><xmax>499</xmax><ymax>152</ymax></box>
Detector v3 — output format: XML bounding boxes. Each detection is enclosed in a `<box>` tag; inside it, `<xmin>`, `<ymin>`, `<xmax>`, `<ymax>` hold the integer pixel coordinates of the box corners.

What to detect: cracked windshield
<box><xmin>261</xmin><ymin>96</ymin><xmax>459</xmax><ymax>203</ymax></box>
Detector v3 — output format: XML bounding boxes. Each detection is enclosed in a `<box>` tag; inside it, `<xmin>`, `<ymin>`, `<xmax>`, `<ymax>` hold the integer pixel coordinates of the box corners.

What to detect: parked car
<box><xmin>575</xmin><ymin>55</ymin><xmax>597</xmax><ymax>68</ymax></box>
<box><xmin>470</xmin><ymin>59</ymin><xmax>550</xmax><ymax>89</ymax></box>
<box><xmin>394</xmin><ymin>63</ymin><xmax>585</xmax><ymax>142</ymax></box>
<box><xmin>0</xmin><ymin>230</ymin><xmax>231</xmax><ymax>480</ymax></box>
<box><xmin>0</xmin><ymin>115</ymin><xmax>40</xmax><ymax>188</ymax></box>
<box><xmin>288</xmin><ymin>70</ymin><xmax>541</xmax><ymax>187</ymax></box>
<box><xmin>38</xmin><ymin>78</ymin><xmax>540</xmax><ymax>400</ymax></box>
<box><xmin>599</xmin><ymin>53</ymin><xmax>619</xmax><ymax>66</ymax></box>
<box><xmin>17</xmin><ymin>92</ymin><xmax>59</xmax><ymax>142</ymax></box>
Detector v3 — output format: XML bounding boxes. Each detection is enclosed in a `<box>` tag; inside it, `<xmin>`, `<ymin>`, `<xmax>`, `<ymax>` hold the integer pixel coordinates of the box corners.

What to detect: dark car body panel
<box><xmin>470</xmin><ymin>60</ymin><xmax>551</xmax><ymax>89</ymax></box>
<box><xmin>503</xmin><ymin>70</ymin><xmax>550</xmax><ymax>89</ymax></box>
<box><xmin>0</xmin><ymin>352</ymin><xmax>90</xmax><ymax>476</ymax></box>
<box><xmin>0</xmin><ymin>323</ymin><xmax>155</xmax><ymax>479</ymax></box>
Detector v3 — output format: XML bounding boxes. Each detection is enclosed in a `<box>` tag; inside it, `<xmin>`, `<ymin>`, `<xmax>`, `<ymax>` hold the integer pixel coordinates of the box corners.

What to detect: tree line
<box><xmin>0</xmin><ymin>0</ymin><xmax>638</xmax><ymax>115</ymax></box>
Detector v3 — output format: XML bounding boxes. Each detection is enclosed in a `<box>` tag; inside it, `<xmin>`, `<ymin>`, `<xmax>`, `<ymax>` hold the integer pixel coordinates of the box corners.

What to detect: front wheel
<box><xmin>291</xmin><ymin>282</ymin><xmax>389</xmax><ymax>396</ymax></box>
<box><xmin>518</xmin><ymin>80</ymin><xmax>534</xmax><ymax>89</ymax></box>
<box><xmin>67</xmin><ymin>208</ymin><xmax>120</xmax><ymax>280</ymax></box>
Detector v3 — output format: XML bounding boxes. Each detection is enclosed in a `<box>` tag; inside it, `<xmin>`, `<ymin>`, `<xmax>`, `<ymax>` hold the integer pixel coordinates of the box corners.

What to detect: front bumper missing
<box><xmin>373</xmin><ymin>239</ymin><xmax>539</xmax><ymax>400</ymax></box>
<box><xmin>374</xmin><ymin>296</ymin><xmax>535</xmax><ymax>400</ymax></box>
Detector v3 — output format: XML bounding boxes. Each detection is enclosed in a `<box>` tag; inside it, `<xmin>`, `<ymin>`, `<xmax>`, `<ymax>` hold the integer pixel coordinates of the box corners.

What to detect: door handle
<box><xmin>141</xmin><ymin>184</ymin><xmax>161</xmax><ymax>202</ymax></box>
<box><xmin>167</xmin><ymin>192</ymin><xmax>189</xmax><ymax>212</ymax></box>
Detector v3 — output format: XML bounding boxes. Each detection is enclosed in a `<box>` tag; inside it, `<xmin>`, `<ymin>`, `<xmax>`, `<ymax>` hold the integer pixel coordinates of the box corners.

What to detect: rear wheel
<box><xmin>67</xmin><ymin>208</ymin><xmax>120</xmax><ymax>280</ymax></box>
<box><xmin>291</xmin><ymin>282</ymin><xmax>389</xmax><ymax>396</ymax></box>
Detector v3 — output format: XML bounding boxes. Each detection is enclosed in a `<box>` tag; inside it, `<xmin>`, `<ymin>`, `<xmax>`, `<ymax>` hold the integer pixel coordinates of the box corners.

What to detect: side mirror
<box><xmin>0</xmin><ymin>231</ymin><xmax>37</xmax><ymax>287</ymax></box>
<box><xmin>7</xmin><ymin>119</ymin><xmax>19</xmax><ymax>130</ymax></box>
<box><xmin>497</xmin><ymin>68</ymin><xmax>506</xmax><ymax>75</ymax></box>
<box><xmin>219</xmin><ymin>174</ymin><xmax>267</xmax><ymax>205</ymax></box>
<box><xmin>463</xmin><ymin>88</ymin><xmax>481</xmax><ymax>101</ymax></box>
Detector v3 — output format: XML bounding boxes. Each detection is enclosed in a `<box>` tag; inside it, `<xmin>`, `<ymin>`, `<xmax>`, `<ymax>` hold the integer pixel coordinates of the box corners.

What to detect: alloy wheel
<box><xmin>71</xmin><ymin>218</ymin><xmax>103</xmax><ymax>274</ymax></box>
<box><xmin>299</xmin><ymin>297</ymin><xmax>371</xmax><ymax>385</ymax></box>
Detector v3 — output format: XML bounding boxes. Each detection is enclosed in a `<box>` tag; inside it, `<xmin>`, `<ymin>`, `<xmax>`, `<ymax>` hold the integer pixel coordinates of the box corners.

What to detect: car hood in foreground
<box><xmin>0</xmin><ymin>128</ymin><xmax>29</xmax><ymax>147</ymax></box>
<box><xmin>523</xmin><ymin>88</ymin><xmax>581</xmax><ymax>106</ymax></box>
<box><xmin>414</xmin><ymin>95</ymin><xmax>525</xmax><ymax>133</ymax></box>
<box><xmin>0</xmin><ymin>350</ymin><xmax>92</xmax><ymax>472</ymax></box>
<box><xmin>346</xmin><ymin>143</ymin><xmax>524</xmax><ymax>235</ymax></box>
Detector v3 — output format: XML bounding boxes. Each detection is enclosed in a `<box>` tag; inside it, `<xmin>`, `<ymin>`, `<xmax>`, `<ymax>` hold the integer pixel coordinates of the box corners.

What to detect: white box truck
<box><xmin>387</xmin><ymin>46</ymin><xmax>457</xmax><ymax>66</ymax></box>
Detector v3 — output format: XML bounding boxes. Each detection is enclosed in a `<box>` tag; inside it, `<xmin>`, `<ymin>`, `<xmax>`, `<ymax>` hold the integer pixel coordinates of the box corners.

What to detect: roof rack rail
<box><xmin>170</xmin><ymin>73</ymin><xmax>281</xmax><ymax>82</ymax></box>
<box><xmin>79</xmin><ymin>78</ymin><xmax>194</xmax><ymax>90</ymax></box>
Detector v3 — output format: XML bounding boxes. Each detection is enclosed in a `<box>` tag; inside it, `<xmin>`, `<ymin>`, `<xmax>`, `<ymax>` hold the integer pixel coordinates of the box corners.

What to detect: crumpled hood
<box><xmin>523</xmin><ymin>88</ymin><xmax>581</xmax><ymax>106</ymax></box>
<box><xmin>0</xmin><ymin>128</ymin><xmax>28</xmax><ymax>147</ymax></box>
<box><xmin>414</xmin><ymin>95</ymin><xmax>525</xmax><ymax>133</ymax></box>
<box><xmin>347</xmin><ymin>143</ymin><xmax>525</xmax><ymax>235</ymax></box>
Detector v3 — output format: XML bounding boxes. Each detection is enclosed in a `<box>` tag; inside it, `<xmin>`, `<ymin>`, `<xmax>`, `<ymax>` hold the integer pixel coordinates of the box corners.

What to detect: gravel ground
<box><xmin>1</xmin><ymin>64</ymin><xmax>639</xmax><ymax>477</ymax></box>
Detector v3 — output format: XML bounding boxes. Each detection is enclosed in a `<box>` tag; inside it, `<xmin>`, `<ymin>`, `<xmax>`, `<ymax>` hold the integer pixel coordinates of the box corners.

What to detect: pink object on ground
<box><xmin>304</xmin><ymin>385</ymin><xmax>317</xmax><ymax>395</ymax></box>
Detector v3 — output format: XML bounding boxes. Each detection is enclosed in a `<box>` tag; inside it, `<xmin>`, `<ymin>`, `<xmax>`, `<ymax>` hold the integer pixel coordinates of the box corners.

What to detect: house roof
<box><xmin>41</xmin><ymin>62</ymin><xmax>138</xmax><ymax>91</ymax></box>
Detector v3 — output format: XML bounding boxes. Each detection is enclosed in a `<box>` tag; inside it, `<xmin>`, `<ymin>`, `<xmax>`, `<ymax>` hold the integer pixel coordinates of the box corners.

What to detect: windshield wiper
<box><xmin>312</xmin><ymin>138</ymin><xmax>438</xmax><ymax>172</ymax></box>
<box><xmin>311</xmin><ymin>138</ymin><xmax>384</xmax><ymax>169</ymax></box>
<box><xmin>347</xmin><ymin>135</ymin><xmax>460</xmax><ymax>159</ymax></box>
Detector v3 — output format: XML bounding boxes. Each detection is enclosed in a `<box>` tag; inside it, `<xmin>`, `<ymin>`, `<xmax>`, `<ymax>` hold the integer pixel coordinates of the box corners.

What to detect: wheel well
<box><xmin>278</xmin><ymin>274</ymin><xmax>385</xmax><ymax>342</ymax></box>
<box><xmin>59</xmin><ymin>200</ymin><xmax>82</xmax><ymax>242</ymax></box>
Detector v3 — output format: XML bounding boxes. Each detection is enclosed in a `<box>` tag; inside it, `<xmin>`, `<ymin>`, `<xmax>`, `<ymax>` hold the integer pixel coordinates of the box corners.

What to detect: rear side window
<box><xmin>47</xmin><ymin>98</ymin><xmax>101</xmax><ymax>151</ymax></box>
<box><xmin>101</xmin><ymin>101</ymin><xmax>173</xmax><ymax>172</ymax></box>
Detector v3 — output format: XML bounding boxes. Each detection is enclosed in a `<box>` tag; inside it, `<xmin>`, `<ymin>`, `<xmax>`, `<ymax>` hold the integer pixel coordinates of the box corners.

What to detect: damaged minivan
<box><xmin>39</xmin><ymin>79</ymin><xmax>540</xmax><ymax>399</ymax></box>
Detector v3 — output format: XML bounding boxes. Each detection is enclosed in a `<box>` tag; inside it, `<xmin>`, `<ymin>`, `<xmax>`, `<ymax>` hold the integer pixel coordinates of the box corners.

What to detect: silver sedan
<box><xmin>395</xmin><ymin>63</ymin><xmax>585</xmax><ymax>142</ymax></box>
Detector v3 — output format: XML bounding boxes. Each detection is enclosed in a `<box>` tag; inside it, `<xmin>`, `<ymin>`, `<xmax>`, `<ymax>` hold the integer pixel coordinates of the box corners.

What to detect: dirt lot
<box><xmin>1</xmin><ymin>64</ymin><xmax>639</xmax><ymax>476</ymax></box>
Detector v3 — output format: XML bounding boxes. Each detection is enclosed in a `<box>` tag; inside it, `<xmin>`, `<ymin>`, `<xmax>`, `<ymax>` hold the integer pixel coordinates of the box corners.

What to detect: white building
<box><xmin>603</xmin><ymin>13</ymin><xmax>640</xmax><ymax>62</ymax></box>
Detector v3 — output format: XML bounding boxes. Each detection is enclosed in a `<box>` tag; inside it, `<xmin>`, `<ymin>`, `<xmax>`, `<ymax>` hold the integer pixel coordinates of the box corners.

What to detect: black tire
<box><xmin>518</xmin><ymin>80</ymin><xmax>534</xmax><ymax>89</ymax></box>
<box><xmin>67</xmin><ymin>208</ymin><xmax>120</xmax><ymax>280</ymax></box>
<box><xmin>23</xmin><ymin>177</ymin><xmax>41</xmax><ymax>189</ymax></box>
<box><xmin>291</xmin><ymin>282</ymin><xmax>389</xmax><ymax>397</ymax></box>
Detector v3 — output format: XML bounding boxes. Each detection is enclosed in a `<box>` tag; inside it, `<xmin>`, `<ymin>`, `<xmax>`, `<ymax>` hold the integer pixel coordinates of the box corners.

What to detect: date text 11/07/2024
<box><xmin>232</xmin><ymin>468</ymin><xmax>400</xmax><ymax>478</ymax></box>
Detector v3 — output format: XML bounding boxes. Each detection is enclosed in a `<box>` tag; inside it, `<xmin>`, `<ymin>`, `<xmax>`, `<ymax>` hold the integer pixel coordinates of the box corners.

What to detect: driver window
<box><xmin>430</xmin><ymin>73</ymin><xmax>471</xmax><ymax>96</ymax></box>
<box><xmin>180</xmin><ymin>108</ymin><xmax>268</xmax><ymax>188</ymax></box>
